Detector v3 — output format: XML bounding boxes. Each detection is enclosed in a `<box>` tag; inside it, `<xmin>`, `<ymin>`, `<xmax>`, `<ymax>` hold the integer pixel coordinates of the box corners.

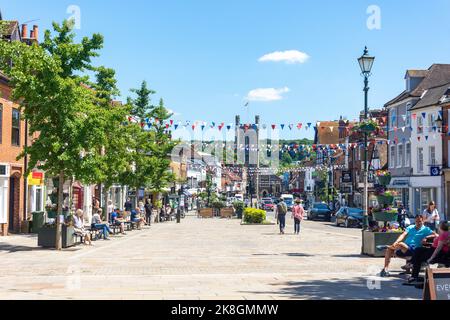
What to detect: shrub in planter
<box><xmin>233</xmin><ymin>201</ymin><xmax>245</xmax><ymax>218</ymax></box>
<box><xmin>243</xmin><ymin>208</ymin><xmax>266</xmax><ymax>224</ymax></box>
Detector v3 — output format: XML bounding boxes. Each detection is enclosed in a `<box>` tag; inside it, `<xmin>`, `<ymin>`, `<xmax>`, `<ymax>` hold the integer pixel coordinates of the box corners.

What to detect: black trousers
<box><xmin>294</xmin><ymin>218</ymin><xmax>301</xmax><ymax>234</ymax></box>
<box><xmin>411</xmin><ymin>247</ymin><xmax>445</xmax><ymax>278</ymax></box>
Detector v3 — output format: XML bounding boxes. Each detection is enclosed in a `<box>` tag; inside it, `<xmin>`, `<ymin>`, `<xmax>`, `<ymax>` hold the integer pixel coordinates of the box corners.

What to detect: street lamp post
<box><xmin>358</xmin><ymin>46</ymin><xmax>375</xmax><ymax>230</ymax></box>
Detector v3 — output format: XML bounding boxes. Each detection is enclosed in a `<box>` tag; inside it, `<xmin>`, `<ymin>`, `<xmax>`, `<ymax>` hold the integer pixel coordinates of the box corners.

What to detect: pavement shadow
<box><xmin>332</xmin><ymin>254</ymin><xmax>379</xmax><ymax>259</ymax></box>
<box><xmin>0</xmin><ymin>243</ymin><xmax>46</xmax><ymax>253</ymax></box>
<box><xmin>242</xmin><ymin>277</ymin><xmax>421</xmax><ymax>300</ymax></box>
<box><xmin>252</xmin><ymin>253</ymin><xmax>313</xmax><ymax>257</ymax></box>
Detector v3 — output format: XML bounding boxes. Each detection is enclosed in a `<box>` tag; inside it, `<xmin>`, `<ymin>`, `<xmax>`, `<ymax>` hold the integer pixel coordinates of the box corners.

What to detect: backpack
<box><xmin>277</xmin><ymin>202</ymin><xmax>287</xmax><ymax>215</ymax></box>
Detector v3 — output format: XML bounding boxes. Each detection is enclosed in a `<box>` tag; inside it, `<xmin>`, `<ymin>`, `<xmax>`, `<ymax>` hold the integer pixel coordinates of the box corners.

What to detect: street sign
<box><xmin>424</xmin><ymin>268</ymin><xmax>450</xmax><ymax>300</ymax></box>
<box><xmin>430</xmin><ymin>166</ymin><xmax>441</xmax><ymax>177</ymax></box>
<box><xmin>342</xmin><ymin>171</ymin><xmax>352</xmax><ymax>183</ymax></box>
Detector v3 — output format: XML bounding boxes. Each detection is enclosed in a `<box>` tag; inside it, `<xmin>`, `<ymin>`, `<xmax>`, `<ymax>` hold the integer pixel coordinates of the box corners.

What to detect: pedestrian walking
<box><xmin>292</xmin><ymin>198</ymin><xmax>305</xmax><ymax>235</ymax></box>
<box><xmin>107</xmin><ymin>200</ymin><xmax>114</xmax><ymax>222</ymax></box>
<box><xmin>422</xmin><ymin>201</ymin><xmax>440</xmax><ymax>231</ymax></box>
<box><xmin>124</xmin><ymin>197</ymin><xmax>133</xmax><ymax>212</ymax></box>
<box><xmin>276</xmin><ymin>199</ymin><xmax>288</xmax><ymax>235</ymax></box>
<box><xmin>144</xmin><ymin>199</ymin><xmax>153</xmax><ymax>226</ymax></box>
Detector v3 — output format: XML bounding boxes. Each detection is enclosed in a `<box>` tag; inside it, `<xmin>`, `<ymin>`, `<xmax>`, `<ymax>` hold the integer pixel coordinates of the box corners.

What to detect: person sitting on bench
<box><xmin>131</xmin><ymin>208</ymin><xmax>146</xmax><ymax>229</ymax></box>
<box><xmin>405</xmin><ymin>221</ymin><xmax>448</xmax><ymax>285</ymax></box>
<box><xmin>111</xmin><ymin>209</ymin><xmax>126</xmax><ymax>235</ymax></box>
<box><xmin>379</xmin><ymin>215</ymin><xmax>433</xmax><ymax>277</ymax></box>
<box><xmin>73</xmin><ymin>209</ymin><xmax>92</xmax><ymax>246</ymax></box>
<box><xmin>92</xmin><ymin>208</ymin><xmax>113</xmax><ymax>240</ymax></box>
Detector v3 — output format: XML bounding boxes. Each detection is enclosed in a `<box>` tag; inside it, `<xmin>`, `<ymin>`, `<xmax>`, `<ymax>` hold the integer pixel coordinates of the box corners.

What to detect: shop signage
<box><xmin>423</xmin><ymin>268</ymin><xmax>450</xmax><ymax>300</ymax></box>
<box><xmin>340</xmin><ymin>185</ymin><xmax>352</xmax><ymax>194</ymax></box>
<box><xmin>430</xmin><ymin>166</ymin><xmax>441</xmax><ymax>177</ymax></box>
<box><xmin>28</xmin><ymin>172</ymin><xmax>44</xmax><ymax>186</ymax></box>
<box><xmin>342</xmin><ymin>171</ymin><xmax>352</xmax><ymax>183</ymax></box>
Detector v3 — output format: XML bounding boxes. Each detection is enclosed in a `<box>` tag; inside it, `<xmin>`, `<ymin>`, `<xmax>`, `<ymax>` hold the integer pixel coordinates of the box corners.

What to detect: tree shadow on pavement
<box><xmin>252</xmin><ymin>253</ymin><xmax>313</xmax><ymax>257</ymax></box>
<box><xmin>332</xmin><ymin>254</ymin><xmax>379</xmax><ymax>259</ymax></box>
<box><xmin>0</xmin><ymin>243</ymin><xmax>46</xmax><ymax>253</ymax></box>
<box><xmin>241</xmin><ymin>277</ymin><xmax>421</xmax><ymax>300</ymax></box>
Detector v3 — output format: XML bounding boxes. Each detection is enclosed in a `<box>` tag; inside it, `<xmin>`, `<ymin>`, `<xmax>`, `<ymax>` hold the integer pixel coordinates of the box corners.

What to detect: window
<box><xmin>390</xmin><ymin>108</ymin><xmax>397</xmax><ymax>131</ymax></box>
<box><xmin>397</xmin><ymin>144</ymin><xmax>404</xmax><ymax>168</ymax></box>
<box><xmin>11</xmin><ymin>108</ymin><xmax>20</xmax><ymax>146</ymax></box>
<box><xmin>418</xmin><ymin>148</ymin><xmax>424</xmax><ymax>173</ymax></box>
<box><xmin>428</xmin><ymin>114</ymin><xmax>436</xmax><ymax>133</ymax></box>
<box><xmin>405</xmin><ymin>143</ymin><xmax>411</xmax><ymax>167</ymax></box>
<box><xmin>390</xmin><ymin>145</ymin><xmax>396</xmax><ymax>168</ymax></box>
<box><xmin>0</xmin><ymin>103</ymin><xmax>2</xmax><ymax>144</ymax></box>
<box><xmin>417</xmin><ymin>116</ymin><xmax>423</xmax><ymax>134</ymax></box>
<box><xmin>429</xmin><ymin>146</ymin><xmax>436</xmax><ymax>166</ymax></box>
<box><xmin>406</xmin><ymin>103</ymin><xmax>412</xmax><ymax>127</ymax></box>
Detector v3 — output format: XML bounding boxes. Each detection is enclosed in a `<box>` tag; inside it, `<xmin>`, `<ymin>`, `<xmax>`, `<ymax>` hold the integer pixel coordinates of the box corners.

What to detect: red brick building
<box><xmin>0</xmin><ymin>17</ymin><xmax>39</xmax><ymax>235</ymax></box>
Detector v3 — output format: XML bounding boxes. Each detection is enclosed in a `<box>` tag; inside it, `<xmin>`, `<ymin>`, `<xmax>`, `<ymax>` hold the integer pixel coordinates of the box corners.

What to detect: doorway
<box><xmin>8</xmin><ymin>175</ymin><xmax>20</xmax><ymax>233</ymax></box>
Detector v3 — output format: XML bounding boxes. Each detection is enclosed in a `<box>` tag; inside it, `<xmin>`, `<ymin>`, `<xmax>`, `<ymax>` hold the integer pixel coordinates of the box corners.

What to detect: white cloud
<box><xmin>258</xmin><ymin>50</ymin><xmax>310</xmax><ymax>64</ymax></box>
<box><xmin>246</xmin><ymin>87</ymin><xmax>290</xmax><ymax>102</ymax></box>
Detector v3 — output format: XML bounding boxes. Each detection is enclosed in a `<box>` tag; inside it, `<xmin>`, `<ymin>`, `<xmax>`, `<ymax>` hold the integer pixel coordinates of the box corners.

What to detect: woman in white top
<box><xmin>422</xmin><ymin>201</ymin><xmax>440</xmax><ymax>231</ymax></box>
<box><xmin>73</xmin><ymin>209</ymin><xmax>92</xmax><ymax>245</ymax></box>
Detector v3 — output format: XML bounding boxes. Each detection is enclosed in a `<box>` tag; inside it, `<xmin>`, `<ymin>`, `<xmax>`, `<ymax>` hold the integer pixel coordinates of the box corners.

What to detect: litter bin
<box><xmin>31</xmin><ymin>212</ymin><xmax>45</xmax><ymax>233</ymax></box>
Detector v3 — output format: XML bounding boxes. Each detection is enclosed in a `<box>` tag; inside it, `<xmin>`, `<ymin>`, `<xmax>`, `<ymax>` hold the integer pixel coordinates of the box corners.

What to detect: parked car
<box><xmin>307</xmin><ymin>202</ymin><xmax>333</xmax><ymax>221</ymax></box>
<box><xmin>261</xmin><ymin>198</ymin><xmax>275</xmax><ymax>211</ymax></box>
<box><xmin>335</xmin><ymin>207</ymin><xmax>364</xmax><ymax>228</ymax></box>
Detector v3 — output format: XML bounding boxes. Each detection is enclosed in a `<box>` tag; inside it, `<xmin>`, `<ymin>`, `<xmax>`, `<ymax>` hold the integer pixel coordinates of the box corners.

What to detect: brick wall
<box><xmin>0</xmin><ymin>80</ymin><xmax>26</xmax><ymax>236</ymax></box>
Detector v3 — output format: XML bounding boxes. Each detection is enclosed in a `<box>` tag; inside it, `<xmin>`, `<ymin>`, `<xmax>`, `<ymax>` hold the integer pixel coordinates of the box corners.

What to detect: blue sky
<box><xmin>2</xmin><ymin>0</ymin><xmax>450</xmax><ymax>140</ymax></box>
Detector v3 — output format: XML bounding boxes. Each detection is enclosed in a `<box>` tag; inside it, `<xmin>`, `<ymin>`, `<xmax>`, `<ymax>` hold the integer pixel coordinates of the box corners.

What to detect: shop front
<box><xmin>410</xmin><ymin>176</ymin><xmax>443</xmax><ymax>219</ymax></box>
<box><xmin>387</xmin><ymin>177</ymin><xmax>411</xmax><ymax>213</ymax></box>
<box><xmin>27</xmin><ymin>171</ymin><xmax>45</xmax><ymax>214</ymax></box>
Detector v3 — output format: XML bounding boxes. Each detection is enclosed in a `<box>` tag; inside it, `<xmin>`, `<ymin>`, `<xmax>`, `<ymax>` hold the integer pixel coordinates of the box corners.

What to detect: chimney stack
<box><xmin>21</xmin><ymin>24</ymin><xmax>28</xmax><ymax>39</ymax></box>
<box><xmin>33</xmin><ymin>25</ymin><xmax>38</xmax><ymax>41</ymax></box>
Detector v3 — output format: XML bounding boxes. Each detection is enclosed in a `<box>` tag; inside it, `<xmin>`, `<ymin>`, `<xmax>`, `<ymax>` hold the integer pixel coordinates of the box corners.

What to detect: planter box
<box><xmin>38</xmin><ymin>225</ymin><xmax>76</xmax><ymax>249</ymax></box>
<box><xmin>220</xmin><ymin>208</ymin><xmax>234</xmax><ymax>219</ymax></box>
<box><xmin>362</xmin><ymin>231</ymin><xmax>401</xmax><ymax>257</ymax></box>
<box><xmin>199</xmin><ymin>208</ymin><xmax>214</xmax><ymax>218</ymax></box>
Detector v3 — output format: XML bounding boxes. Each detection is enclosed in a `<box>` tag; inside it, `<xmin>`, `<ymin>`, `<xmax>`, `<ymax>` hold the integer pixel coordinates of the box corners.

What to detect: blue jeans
<box><xmin>278</xmin><ymin>214</ymin><xmax>286</xmax><ymax>233</ymax></box>
<box><xmin>94</xmin><ymin>224</ymin><xmax>112</xmax><ymax>239</ymax></box>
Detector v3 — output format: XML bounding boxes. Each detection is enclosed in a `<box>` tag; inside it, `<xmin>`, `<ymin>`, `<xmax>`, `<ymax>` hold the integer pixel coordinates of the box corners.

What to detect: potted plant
<box><xmin>211</xmin><ymin>200</ymin><xmax>225</xmax><ymax>216</ymax></box>
<box><xmin>372</xmin><ymin>207</ymin><xmax>398</xmax><ymax>222</ymax></box>
<box><xmin>376</xmin><ymin>170</ymin><xmax>392</xmax><ymax>186</ymax></box>
<box><xmin>376</xmin><ymin>190</ymin><xmax>395</xmax><ymax>207</ymax></box>
<box><xmin>356</xmin><ymin>119</ymin><xmax>379</xmax><ymax>134</ymax></box>
<box><xmin>233</xmin><ymin>201</ymin><xmax>245</xmax><ymax>219</ymax></box>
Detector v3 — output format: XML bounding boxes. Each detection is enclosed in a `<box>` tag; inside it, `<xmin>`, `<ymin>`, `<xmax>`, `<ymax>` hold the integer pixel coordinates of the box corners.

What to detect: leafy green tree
<box><xmin>92</xmin><ymin>66</ymin><xmax>131</xmax><ymax>217</ymax></box>
<box><xmin>0</xmin><ymin>20</ymin><xmax>105</xmax><ymax>250</ymax></box>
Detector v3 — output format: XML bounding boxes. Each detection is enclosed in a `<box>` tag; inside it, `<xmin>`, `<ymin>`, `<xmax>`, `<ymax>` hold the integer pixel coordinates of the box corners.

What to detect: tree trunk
<box><xmin>102</xmin><ymin>185</ymin><xmax>109</xmax><ymax>221</ymax></box>
<box><xmin>56</xmin><ymin>171</ymin><xmax>64</xmax><ymax>251</ymax></box>
<box><xmin>155</xmin><ymin>192</ymin><xmax>161</xmax><ymax>224</ymax></box>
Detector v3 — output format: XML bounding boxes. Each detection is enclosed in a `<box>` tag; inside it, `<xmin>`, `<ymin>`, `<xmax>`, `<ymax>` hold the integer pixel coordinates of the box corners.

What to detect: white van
<box><xmin>280</xmin><ymin>194</ymin><xmax>294</xmax><ymax>211</ymax></box>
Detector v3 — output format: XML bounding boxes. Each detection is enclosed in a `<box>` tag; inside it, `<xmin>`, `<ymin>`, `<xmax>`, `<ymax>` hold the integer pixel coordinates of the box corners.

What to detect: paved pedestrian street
<box><xmin>0</xmin><ymin>215</ymin><xmax>421</xmax><ymax>300</ymax></box>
